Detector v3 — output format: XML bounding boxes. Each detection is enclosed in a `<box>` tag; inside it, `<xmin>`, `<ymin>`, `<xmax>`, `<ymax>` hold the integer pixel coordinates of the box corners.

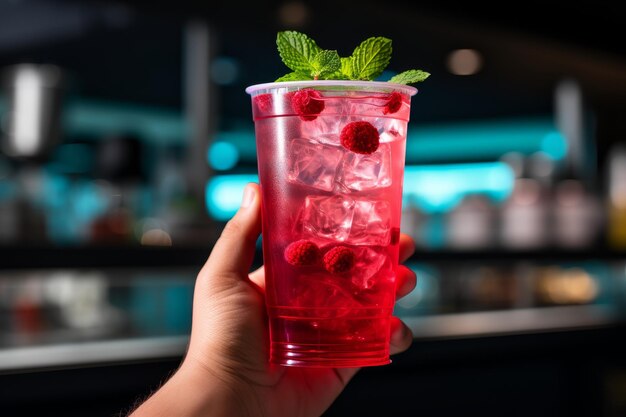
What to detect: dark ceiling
<box><xmin>1</xmin><ymin>0</ymin><xmax>625</xmax><ymax>128</ymax></box>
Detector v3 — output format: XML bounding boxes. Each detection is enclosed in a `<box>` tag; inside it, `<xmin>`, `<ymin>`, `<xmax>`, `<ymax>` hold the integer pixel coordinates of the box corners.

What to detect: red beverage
<box><xmin>246</xmin><ymin>81</ymin><xmax>417</xmax><ymax>367</ymax></box>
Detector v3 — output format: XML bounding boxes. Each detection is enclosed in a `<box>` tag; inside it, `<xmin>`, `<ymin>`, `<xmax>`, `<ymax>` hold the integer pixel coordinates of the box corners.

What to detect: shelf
<box><xmin>0</xmin><ymin>246</ymin><xmax>212</xmax><ymax>270</ymax></box>
<box><xmin>404</xmin><ymin>304</ymin><xmax>618</xmax><ymax>339</ymax></box>
<box><xmin>0</xmin><ymin>336</ymin><xmax>188</xmax><ymax>372</ymax></box>
<box><xmin>1</xmin><ymin>246</ymin><xmax>625</xmax><ymax>270</ymax></box>
<box><xmin>409</xmin><ymin>248</ymin><xmax>626</xmax><ymax>262</ymax></box>
<box><xmin>0</xmin><ymin>305</ymin><xmax>620</xmax><ymax>372</ymax></box>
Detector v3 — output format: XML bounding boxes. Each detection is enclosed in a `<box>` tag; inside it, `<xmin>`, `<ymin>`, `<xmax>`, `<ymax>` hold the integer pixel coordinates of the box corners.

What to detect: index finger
<box><xmin>399</xmin><ymin>233</ymin><xmax>415</xmax><ymax>263</ymax></box>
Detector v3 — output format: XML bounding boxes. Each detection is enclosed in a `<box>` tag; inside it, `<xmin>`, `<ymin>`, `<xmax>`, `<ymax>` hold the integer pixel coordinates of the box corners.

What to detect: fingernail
<box><xmin>241</xmin><ymin>184</ymin><xmax>255</xmax><ymax>208</ymax></box>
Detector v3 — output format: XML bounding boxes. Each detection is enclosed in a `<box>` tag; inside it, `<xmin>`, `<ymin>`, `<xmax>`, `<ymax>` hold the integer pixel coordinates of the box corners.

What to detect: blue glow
<box><xmin>64</xmin><ymin>100</ymin><xmax>189</xmax><ymax>144</ymax></box>
<box><xmin>541</xmin><ymin>131</ymin><xmax>568</xmax><ymax>160</ymax></box>
<box><xmin>404</xmin><ymin>162</ymin><xmax>514</xmax><ymax>213</ymax></box>
<box><xmin>208</xmin><ymin>141</ymin><xmax>239</xmax><ymax>171</ymax></box>
<box><xmin>73</xmin><ymin>181</ymin><xmax>108</xmax><ymax>221</ymax></box>
<box><xmin>407</xmin><ymin>118</ymin><xmax>565</xmax><ymax>163</ymax></box>
<box><xmin>205</xmin><ymin>174</ymin><xmax>258</xmax><ymax>220</ymax></box>
<box><xmin>205</xmin><ymin>162</ymin><xmax>514</xmax><ymax>220</ymax></box>
<box><xmin>214</xmin><ymin>131</ymin><xmax>257</xmax><ymax>160</ymax></box>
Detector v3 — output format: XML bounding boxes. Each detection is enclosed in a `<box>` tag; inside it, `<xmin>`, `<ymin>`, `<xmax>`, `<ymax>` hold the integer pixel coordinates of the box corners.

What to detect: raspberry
<box><xmin>284</xmin><ymin>240</ymin><xmax>321</xmax><ymax>267</ymax></box>
<box><xmin>291</xmin><ymin>88</ymin><xmax>325</xmax><ymax>121</ymax></box>
<box><xmin>323</xmin><ymin>246</ymin><xmax>356</xmax><ymax>274</ymax></box>
<box><xmin>340</xmin><ymin>121</ymin><xmax>380</xmax><ymax>154</ymax></box>
<box><xmin>383</xmin><ymin>92</ymin><xmax>403</xmax><ymax>115</ymax></box>
<box><xmin>253</xmin><ymin>94</ymin><xmax>273</xmax><ymax>112</ymax></box>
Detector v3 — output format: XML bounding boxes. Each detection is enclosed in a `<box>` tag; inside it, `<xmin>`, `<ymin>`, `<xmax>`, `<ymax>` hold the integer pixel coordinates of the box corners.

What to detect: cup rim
<box><xmin>245</xmin><ymin>80</ymin><xmax>418</xmax><ymax>96</ymax></box>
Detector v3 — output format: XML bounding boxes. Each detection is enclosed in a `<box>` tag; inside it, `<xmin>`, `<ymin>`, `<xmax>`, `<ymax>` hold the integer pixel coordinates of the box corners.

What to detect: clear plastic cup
<box><xmin>246</xmin><ymin>80</ymin><xmax>417</xmax><ymax>367</ymax></box>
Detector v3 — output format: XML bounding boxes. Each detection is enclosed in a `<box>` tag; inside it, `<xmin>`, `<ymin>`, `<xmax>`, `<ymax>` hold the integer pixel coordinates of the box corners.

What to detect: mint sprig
<box><xmin>389</xmin><ymin>69</ymin><xmax>430</xmax><ymax>85</ymax></box>
<box><xmin>275</xmin><ymin>31</ymin><xmax>429</xmax><ymax>85</ymax></box>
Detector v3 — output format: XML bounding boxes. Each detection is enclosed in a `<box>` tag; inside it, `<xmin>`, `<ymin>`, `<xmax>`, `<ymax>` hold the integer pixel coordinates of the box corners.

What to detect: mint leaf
<box><xmin>276</xmin><ymin>31</ymin><xmax>322</xmax><ymax>74</ymax></box>
<box><xmin>311</xmin><ymin>50</ymin><xmax>341</xmax><ymax>79</ymax></box>
<box><xmin>275</xmin><ymin>72</ymin><xmax>312</xmax><ymax>82</ymax></box>
<box><xmin>389</xmin><ymin>69</ymin><xmax>430</xmax><ymax>85</ymax></box>
<box><xmin>350</xmin><ymin>37</ymin><xmax>392</xmax><ymax>81</ymax></box>
<box><xmin>340</xmin><ymin>57</ymin><xmax>353</xmax><ymax>78</ymax></box>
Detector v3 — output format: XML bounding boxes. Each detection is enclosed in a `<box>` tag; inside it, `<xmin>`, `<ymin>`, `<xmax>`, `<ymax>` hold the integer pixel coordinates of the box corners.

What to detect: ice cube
<box><xmin>288</xmin><ymin>138</ymin><xmax>344</xmax><ymax>191</ymax></box>
<box><xmin>339</xmin><ymin>143</ymin><xmax>391</xmax><ymax>191</ymax></box>
<box><xmin>299</xmin><ymin>99</ymin><xmax>349</xmax><ymax>145</ymax></box>
<box><xmin>350</xmin><ymin>247</ymin><xmax>393</xmax><ymax>290</ymax></box>
<box><xmin>302</xmin><ymin>195</ymin><xmax>355</xmax><ymax>242</ymax></box>
<box><xmin>348</xmin><ymin>200</ymin><xmax>391</xmax><ymax>246</ymax></box>
<box><xmin>377</xmin><ymin>118</ymin><xmax>406</xmax><ymax>143</ymax></box>
<box><xmin>348</xmin><ymin>96</ymin><xmax>386</xmax><ymax>117</ymax></box>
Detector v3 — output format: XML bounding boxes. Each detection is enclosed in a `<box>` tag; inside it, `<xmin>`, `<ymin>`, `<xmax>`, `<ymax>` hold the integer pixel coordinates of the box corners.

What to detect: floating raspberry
<box><xmin>253</xmin><ymin>94</ymin><xmax>273</xmax><ymax>112</ymax></box>
<box><xmin>291</xmin><ymin>88</ymin><xmax>325</xmax><ymax>121</ymax></box>
<box><xmin>340</xmin><ymin>121</ymin><xmax>380</xmax><ymax>154</ymax></box>
<box><xmin>284</xmin><ymin>240</ymin><xmax>321</xmax><ymax>267</ymax></box>
<box><xmin>323</xmin><ymin>246</ymin><xmax>356</xmax><ymax>274</ymax></box>
<box><xmin>383</xmin><ymin>92</ymin><xmax>403</xmax><ymax>115</ymax></box>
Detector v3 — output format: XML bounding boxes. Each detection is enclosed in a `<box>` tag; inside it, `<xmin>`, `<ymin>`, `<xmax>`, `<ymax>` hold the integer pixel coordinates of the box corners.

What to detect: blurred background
<box><xmin>1</xmin><ymin>0</ymin><xmax>626</xmax><ymax>415</ymax></box>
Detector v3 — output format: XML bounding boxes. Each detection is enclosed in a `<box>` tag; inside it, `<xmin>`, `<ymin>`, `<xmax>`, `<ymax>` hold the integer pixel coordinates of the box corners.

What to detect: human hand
<box><xmin>130</xmin><ymin>183</ymin><xmax>417</xmax><ymax>417</ymax></box>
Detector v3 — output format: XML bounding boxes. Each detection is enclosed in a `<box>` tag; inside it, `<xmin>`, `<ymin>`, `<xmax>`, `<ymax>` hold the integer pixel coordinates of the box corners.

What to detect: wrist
<box><xmin>130</xmin><ymin>359</ymin><xmax>249</xmax><ymax>417</ymax></box>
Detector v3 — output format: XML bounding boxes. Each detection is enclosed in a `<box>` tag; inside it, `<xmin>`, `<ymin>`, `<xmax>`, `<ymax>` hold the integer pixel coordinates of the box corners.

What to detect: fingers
<box><xmin>199</xmin><ymin>183</ymin><xmax>262</xmax><ymax>282</ymax></box>
<box><xmin>395</xmin><ymin>265</ymin><xmax>417</xmax><ymax>299</ymax></box>
<box><xmin>389</xmin><ymin>316</ymin><xmax>413</xmax><ymax>355</ymax></box>
<box><xmin>398</xmin><ymin>233</ymin><xmax>416</xmax><ymax>263</ymax></box>
<box><xmin>248</xmin><ymin>265</ymin><xmax>265</xmax><ymax>291</ymax></box>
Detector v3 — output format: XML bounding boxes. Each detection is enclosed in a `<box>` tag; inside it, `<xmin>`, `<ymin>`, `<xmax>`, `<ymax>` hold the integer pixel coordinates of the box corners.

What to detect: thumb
<box><xmin>201</xmin><ymin>183</ymin><xmax>262</xmax><ymax>280</ymax></box>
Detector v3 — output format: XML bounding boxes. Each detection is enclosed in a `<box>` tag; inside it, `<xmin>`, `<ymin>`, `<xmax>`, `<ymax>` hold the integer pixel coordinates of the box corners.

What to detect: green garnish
<box><xmin>275</xmin><ymin>31</ymin><xmax>430</xmax><ymax>85</ymax></box>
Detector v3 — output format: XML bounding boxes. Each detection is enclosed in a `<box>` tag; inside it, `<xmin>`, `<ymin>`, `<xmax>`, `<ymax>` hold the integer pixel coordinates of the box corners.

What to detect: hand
<box><xmin>130</xmin><ymin>183</ymin><xmax>417</xmax><ymax>417</ymax></box>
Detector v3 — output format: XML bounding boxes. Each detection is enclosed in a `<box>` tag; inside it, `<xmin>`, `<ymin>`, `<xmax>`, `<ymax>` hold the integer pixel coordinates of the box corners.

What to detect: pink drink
<box><xmin>246</xmin><ymin>81</ymin><xmax>417</xmax><ymax>367</ymax></box>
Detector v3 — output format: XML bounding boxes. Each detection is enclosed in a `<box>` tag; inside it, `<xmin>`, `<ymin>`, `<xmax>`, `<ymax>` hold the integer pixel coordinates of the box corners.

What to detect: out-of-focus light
<box><xmin>278</xmin><ymin>1</ymin><xmax>309</xmax><ymax>27</ymax></box>
<box><xmin>609</xmin><ymin>146</ymin><xmax>626</xmax><ymax>209</ymax></box>
<box><xmin>500</xmin><ymin>152</ymin><xmax>525</xmax><ymax>178</ymax></box>
<box><xmin>11</xmin><ymin>67</ymin><xmax>42</xmax><ymax>155</ymax></box>
<box><xmin>404</xmin><ymin>162</ymin><xmax>514</xmax><ymax>213</ymax></box>
<box><xmin>208</xmin><ymin>141</ymin><xmax>239</xmax><ymax>171</ymax></box>
<box><xmin>211</xmin><ymin>57</ymin><xmax>240</xmax><ymax>86</ymax></box>
<box><xmin>511</xmin><ymin>178</ymin><xmax>541</xmax><ymax>206</ymax></box>
<box><xmin>446</xmin><ymin>49</ymin><xmax>483</xmax><ymax>75</ymax></box>
<box><xmin>528</xmin><ymin>152</ymin><xmax>555</xmax><ymax>179</ymax></box>
<box><xmin>141</xmin><ymin>229</ymin><xmax>172</xmax><ymax>246</ymax></box>
<box><xmin>541</xmin><ymin>131</ymin><xmax>568</xmax><ymax>160</ymax></box>
<box><xmin>205</xmin><ymin>174</ymin><xmax>258</xmax><ymax>220</ymax></box>
<box><xmin>539</xmin><ymin>267</ymin><xmax>598</xmax><ymax>305</ymax></box>
<box><xmin>407</xmin><ymin>118</ymin><xmax>565</xmax><ymax>163</ymax></box>
<box><xmin>3</xmin><ymin>64</ymin><xmax>62</xmax><ymax>158</ymax></box>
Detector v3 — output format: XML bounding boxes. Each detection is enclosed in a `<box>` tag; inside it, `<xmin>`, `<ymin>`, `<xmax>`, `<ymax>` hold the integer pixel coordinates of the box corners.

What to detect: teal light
<box><xmin>403</xmin><ymin>162</ymin><xmax>514</xmax><ymax>213</ymax></box>
<box><xmin>407</xmin><ymin>117</ymin><xmax>566</xmax><ymax>163</ymax></box>
<box><xmin>205</xmin><ymin>174</ymin><xmax>258</xmax><ymax>220</ymax></box>
<box><xmin>205</xmin><ymin>162</ymin><xmax>513</xmax><ymax>220</ymax></box>
<box><xmin>64</xmin><ymin>100</ymin><xmax>189</xmax><ymax>144</ymax></box>
<box><xmin>541</xmin><ymin>131</ymin><xmax>568</xmax><ymax>160</ymax></box>
<box><xmin>213</xmin><ymin>131</ymin><xmax>257</xmax><ymax>161</ymax></box>
<box><xmin>208</xmin><ymin>141</ymin><xmax>239</xmax><ymax>171</ymax></box>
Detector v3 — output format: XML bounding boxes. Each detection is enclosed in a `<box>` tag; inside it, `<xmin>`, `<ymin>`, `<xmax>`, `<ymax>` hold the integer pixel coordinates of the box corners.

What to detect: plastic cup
<box><xmin>246</xmin><ymin>80</ymin><xmax>417</xmax><ymax>367</ymax></box>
